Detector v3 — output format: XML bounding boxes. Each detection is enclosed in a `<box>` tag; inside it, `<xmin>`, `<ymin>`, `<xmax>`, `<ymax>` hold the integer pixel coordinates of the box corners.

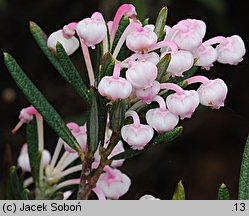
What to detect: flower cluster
<box><xmin>13</xmin><ymin>3</ymin><xmax>245</xmax><ymax>200</ymax></box>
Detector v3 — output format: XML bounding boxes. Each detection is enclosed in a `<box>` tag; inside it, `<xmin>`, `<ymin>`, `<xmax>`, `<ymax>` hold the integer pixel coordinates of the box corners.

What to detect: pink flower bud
<box><xmin>63</xmin><ymin>191</ymin><xmax>72</xmax><ymax>200</ymax></box>
<box><xmin>126</xmin><ymin>61</ymin><xmax>158</xmax><ymax>89</ymax></box>
<box><xmin>146</xmin><ymin>96</ymin><xmax>179</xmax><ymax>133</ymax></box>
<box><xmin>166</xmin><ymin>90</ymin><xmax>199</xmax><ymax>119</ymax></box>
<box><xmin>168</xmin><ymin>19</ymin><xmax>206</xmax><ymax>51</ymax></box>
<box><xmin>96</xmin><ymin>166</ymin><xmax>131</xmax><ymax>199</ymax></box>
<box><xmin>98</xmin><ymin>64</ymin><xmax>132</xmax><ymax>101</ymax></box>
<box><xmin>135</xmin><ymin>81</ymin><xmax>160</xmax><ymax>103</ymax></box>
<box><xmin>166</xmin><ymin>50</ymin><xmax>194</xmax><ymax>77</ymax></box>
<box><xmin>197</xmin><ymin>78</ymin><xmax>228</xmax><ymax>109</ymax></box>
<box><xmin>19</xmin><ymin>106</ymin><xmax>38</xmax><ymax>123</ymax></box>
<box><xmin>193</xmin><ymin>44</ymin><xmax>218</xmax><ymax>70</ymax></box>
<box><xmin>140</xmin><ymin>195</ymin><xmax>160</xmax><ymax>200</ymax></box>
<box><xmin>216</xmin><ymin>35</ymin><xmax>246</xmax><ymax>65</ymax></box>
<box><xmin>76</xmin><ymin>12</ymin><xmax>107</xmax><ymax>49</ymax></box>
<box><xmin>47</xmin><ymin>30</ymin><xmax>79</xmax><ymax>55</ymax></box>
<box><xmin>18</xmin><ymin>144</ymin><xmax>51</xmax><ymax>172</ymax></box>
<box><xmin>64</xmin><ymin>123</ymin><xmax>87</xmax><ymax>153</ymax></box>
<box><xmin>126</xmin><ymin>26</ymin><xmax>158</xmax><ymax>53</ymax></box>
<box><xmin>121</xmin><ymin>111</ymin><xmax>154</xmax><ymax>150</ymax></box>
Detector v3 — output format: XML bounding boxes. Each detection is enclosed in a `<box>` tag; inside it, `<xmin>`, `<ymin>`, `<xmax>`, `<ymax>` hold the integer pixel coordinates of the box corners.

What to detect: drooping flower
<box><xmin>18</xmin><ymin>143</ymin><xmax>51</xmax><ymax>172</ymax></box>
<box><xmin>95</xmin><ymin>166</ymin><xmax>131</xmax><ymax>200</ymax></box>
<box><xmin>98</xmin><ymin>63</ymin><xmax>132</xmax><ymax>101</ymax></box>
<box><xmin>76</xmin><ymin>12</ymin><xmax>107</xmax><ymax>49</ymax></box>
<box><xmin>121</xmin><ymin>111</ymin><xmax>154</xmax><ymax>150</ymax></box>
<box><xmin>146</xmin><ymin>96</ymin><xmax>179</xmax><ymax>133</ymax></box>
<box><xmin>47</xmin><ymin>30</ymin><xmax>79</xmax><ymax>55</ymax></box>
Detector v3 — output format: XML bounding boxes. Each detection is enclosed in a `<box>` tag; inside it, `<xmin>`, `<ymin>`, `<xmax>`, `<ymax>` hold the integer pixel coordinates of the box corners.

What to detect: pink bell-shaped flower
<box><xmin>185</xmin><ymin>76</ymin><xmax>228</xmax><ymax>109</ymax></box>
<box><xmin>167</xmin><ymin>19</ymin><xmax>206</xmax><ymax>51</ymax></box>
<box><xmin>161</xmin><ymin>83</ymin><xmax>199</xmax><ymax>119</ymax></box>
<box><xmin>95</xmin><ymin>166</ymin><xmax>131</xmax><ymax>200</ymax></box>
<box><xmin>135</xmin><ymin>81</ymin><xmax>160</xmax><ymax>103</ymax></box>
<box><xmin>146</xmin><ymin>96</ymin><xmax>179</xmax><ymax>133</ymax></box>
<box><xmin>216</xmin><ymin>35</ymin><xmax>246</xmax><ymax>65</ymax></box>
<box><xmin>98</xmin><ymin>64</ymin><xmax>132</xmax><ymax>101</ymax></box>
<box><xmin>18</xmin><ymin>143</ymin><xmax>51</xmax><ymax>172</ymax></box>
<box><xmin>64</xmin><ymin>122</ymin><xmax>87</xmax><ymax>153</ymax></box>
<box><xmin>197</xmin><ymin>79</ymin><xmax>228</xmax><ymax>109</ymax></box>
<box><xmin>126</xmin><ymin>25</ymin><xmax>158</xmax><ymax>53</ymax></box>
<box><xmin>166</xmin><ymin>50</ymin><xmax>194</xmax><ymax>77</ymax></box>
<box><xmin>140</xmin><ymin>195</ymin><xmax>160</xmax><ymax>200</ymax></box>
<box><xmin>193</xmin><ymin>44</ymin><xmax>218</xmax><ymax>70</ymax></box>
<box><xmin>47</xmin><ymin>30</ymin><xmax>79</xmax><ymax>55</ymax></box>
<box><xmin>126</xmin><ymin>60</ymin><xmax>158</xmax><ymax>89</ymax></box>
<box><xmin>76</xmin><ymin>12</ymin><xmax>107</xmax><ymax>49</ymax></box>
<box><xmin>121</xmin><ymin>111</ymin><xmax>154</xmax><ymax>150</ymax></box>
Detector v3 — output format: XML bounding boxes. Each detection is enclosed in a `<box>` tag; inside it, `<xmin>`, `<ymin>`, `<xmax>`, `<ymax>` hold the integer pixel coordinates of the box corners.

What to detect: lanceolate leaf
<box><xmin>4</xmin><ymin>53</ymin><xmax>81</xmax><ymax>152</ymax></box>
<box><xmin>26</xmin><ymin>117</ymin><xmax>40</xmax><ymax>184</ymax></box>
<box><xmin>168</xmin><ymin>66</ymin><xmax>199</xmax><ymax>83</ymax></box>
<box><xmin>172</xmin><ymin>180</ymin><xmax>186</xmax><ymax>200</ymax></box>
<box><xmin>154</xmin><ymin>7</ymin><xmax>168</xmax><ymax>41</ymax></box>
<box><xmin>110</xmin><ymin>99</ymin><xmax>127</xmax><ymax>133</ymax></box>
<box><xmin>87</xmin><ymin>89</ymin><xmax>99</xmax><ymax>154</ymax></box>
<box><xmin>22</xmin><ymin>189</ymin><xmax>33</xmax><ymax>200</ymax></box>
<box><xmin>56</xmin><ymin>43</ymin><xmax>91</xmax><ymax>102</ymax></box>
<box><xmin>156</xmin><ymin>53</ymin><xmax>171</xmax><ymax>81</ymax></box>
<box><xmin>98</xmin><ymin>52</ymin><xmax>115</xmax><ymax>84</ymax></box>
<box><xmin>238</xmin><ymin>134</ymin><xmax>249</xmax><ymax>200</ymax></box>
<box><xmin>6</xmin><ymin>166</ymin><xmax>24</xmax><ymax>200</ymax></box>
<box><xmin>111</xmin><ymin>16</ymin><xmax>131</xmax><ymax>61</ymax></box>
<box><xmin>112</xmin><ymin>126</ymin><xmax>183</xmax><ymax>160</ymax></box>
<box><xmin>29</xmin><ymin>21</ymin><xmax>65</xmax><ymax>77</ymax></box>
<box><xmin>218</xmin><ymin>183</ymin><xmax>230</xmax><ymax>200</ymax></box>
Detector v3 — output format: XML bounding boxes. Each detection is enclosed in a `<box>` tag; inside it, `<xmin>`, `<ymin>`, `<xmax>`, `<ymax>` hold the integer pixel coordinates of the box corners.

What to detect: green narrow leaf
<box><xmin>29</xmin><ymin>21</ymin><xmax>65</xmax><ymax>77</ymax></box>
<box><xmin>142</xmin><ymin>18</ymin><xmax>150</xmax><ymax>26</ymax></box>
<box><xmin>98</xmin><ymin>52</ymin><xmax>115</xmax><ymax>84</ymax></box>
<box><xmin>26</xmin><ymin>117</ymin><xmax>40</xmax><ymax>184</ymax></box>
<box><xmin>154</xmin><ymin>7</ymin><xmax>168</xmax><ymax>41</ymax></box>
<box><xmin>4</xmin><ymin>53</ymin><xmax>81</xmax><ymax>153</ymax></box>
<box><xmin>112</xmin><ymin>126</ymin><xmax>183</xmax><ymax>160</ymax></box>
<box><xmin>156</xmin><ymin>53</ymin><xmax>171</xmax><ymax>81</ymax></box>
<box><xmin>172</xmin><ymin>180</ymin><xmax>186</xmax><ymax>200</ymax></box>
<box><xmin>111</xmin><ymin>16</ymin><xmax>131</xmax><ymax>61</ymax></box>
<box><xmin>6</xmin><ymin>166</ymin><xmax>24</xmax><ymax>200</ymax></box>
<box><xmin>110</xmin><ymin>99</ymin><xmax>127</xmax><ymax>133</ymax></box>
<box><xmin>218</xmin><ymin>183</ymin><xmax>230</xmax><ymax>200</ymax></box>
<box><xmin>56</xmin><ymin>42</ymin><xmax>91</xmax><ymax>102</ymax></box>
<box><xmin>98</xmin><ymin>95</ymin><xmax>108</xmax><ymax>146</ymax></box>
<box><xmin>22</xmin><ymin>189</ymin><xmax>33</xmax><ymax>200</ymax></box>
<box><xmin>87</xmin><ymin>89</ymin><xmax>99</xmax><ymax>154</ymax></box>
<box><xmin>239</xmin><ymin>134</ymin><xmax>249</xmax><ymax>199</ymax></box>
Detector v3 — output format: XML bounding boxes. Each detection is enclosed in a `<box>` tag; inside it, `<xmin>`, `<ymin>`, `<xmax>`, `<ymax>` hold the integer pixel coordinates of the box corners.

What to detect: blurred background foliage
<box><xmin>0</xmin><ymin>0</ymin><xmax>248</xmax><ymax>199</ymax></box>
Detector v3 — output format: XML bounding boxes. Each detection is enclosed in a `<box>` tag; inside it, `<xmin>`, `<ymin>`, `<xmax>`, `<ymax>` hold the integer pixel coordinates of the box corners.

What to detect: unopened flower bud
<box><xmin>76</xmin><ymin>12</ymin><xmax>107</xmax><ymax>49</ymax></box>
<box><xmin>47</xmin><ymin>30</ymin><xmax>79</xmax><ymax>55</ymax></box>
